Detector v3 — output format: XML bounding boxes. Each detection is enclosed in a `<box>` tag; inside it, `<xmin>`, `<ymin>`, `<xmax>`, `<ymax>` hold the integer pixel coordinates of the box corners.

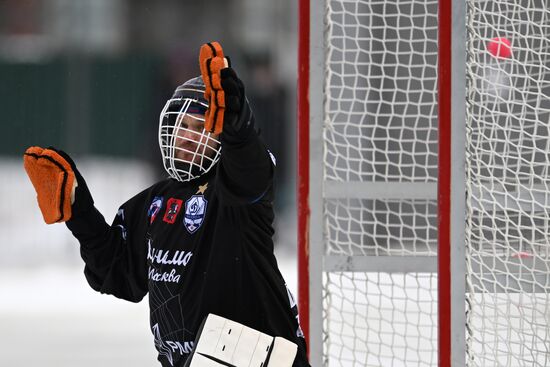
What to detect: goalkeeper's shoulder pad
<box><xmin>23</xmin><ymin>146</ymin><xmax>77</xmax><ymax>224</ymax></box>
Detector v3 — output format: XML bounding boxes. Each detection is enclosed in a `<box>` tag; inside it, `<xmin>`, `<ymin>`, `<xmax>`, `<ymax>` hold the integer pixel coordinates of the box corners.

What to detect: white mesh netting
<box><xmin>324</xmin><ymin>272</ymin><xmax>437</xmax><ymax>366</ymax></box>
<box><xmin>465</xmin><ymin>1</ymin><xmax>550</xmax><ymax>365</ymax></box>
<box><xmin>323</xmin><ymin>0</ymin><xmax>439</xmax><ymax>366</ymax></box>
<box><xmin>324</xmin><ymin>0</ymin><xmax>439</xmax><ymax>183</ymax></box>
<box><xmin>321</xmin><ymin>0</ymin><xmax>550</xmax><ymax>366</ymax></box>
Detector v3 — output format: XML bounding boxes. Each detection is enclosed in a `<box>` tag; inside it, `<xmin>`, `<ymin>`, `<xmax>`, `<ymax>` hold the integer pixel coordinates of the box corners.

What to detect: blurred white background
<box><xmin>0</xmin><ymin>0</ymin><xmax>298</xmax><ymax>365</ymax></box>
<box><xmin>0</xmin><ymin>158</ymin><xmax>298</xmax><ymax>367</ymax></box>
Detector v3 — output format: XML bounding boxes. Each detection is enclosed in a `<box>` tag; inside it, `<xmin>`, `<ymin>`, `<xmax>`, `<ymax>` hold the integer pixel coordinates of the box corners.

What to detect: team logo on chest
<box><xmin>184</xmin><ymin>195</ymin><xmax>208</xmax><ymax>234</ymax></box>
<box><xmin>163</xmin><ymin>198</ymin><xmax>183</xmax><ymax>224</ymax></box>
<box><xmin>147</xmin><ymin>196</ymin><xmax>164</xmax><ymax>224</ymax></box>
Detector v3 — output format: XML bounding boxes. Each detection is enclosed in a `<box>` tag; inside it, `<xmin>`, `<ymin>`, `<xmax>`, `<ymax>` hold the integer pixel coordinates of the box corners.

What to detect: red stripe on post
<box><xmin>297</xmin><ymin>0</ymin><xmax>310</xmax><ymax>350</ymax></box>
<box><xmin>438</xmin><ymin>0</ymin><xmax>452</xmax><ymax>366</ymax></box>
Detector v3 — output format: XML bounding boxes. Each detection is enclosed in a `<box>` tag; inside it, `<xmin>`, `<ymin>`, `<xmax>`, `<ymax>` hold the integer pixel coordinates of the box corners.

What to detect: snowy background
<box><xmin>0</xmin><ymin>159</ymin><xmax>298</xmax><ymax>366</ymax></box>
<box><xmin>0</xmin><ymin>1</ymin><xmax>299</xmax><ymax>365</ymax></box>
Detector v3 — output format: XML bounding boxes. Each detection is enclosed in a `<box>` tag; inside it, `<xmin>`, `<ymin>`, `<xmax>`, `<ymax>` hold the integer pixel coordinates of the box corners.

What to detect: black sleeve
<box><xmin>216</xmin><ymin>103</ymin><xmax>275</xmax><ymax>205</ymax></box>
<box><xmin>65</xmin><ymin>189</ymin><xmax>150</xmax><ymax>302</ymax></box>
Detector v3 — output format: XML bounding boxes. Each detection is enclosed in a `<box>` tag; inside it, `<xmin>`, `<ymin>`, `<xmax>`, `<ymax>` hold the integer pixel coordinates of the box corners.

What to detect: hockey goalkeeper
<box><xmin>23</xmin><ymin>42</ymin><xmax>310</xmax><ymax>367</ymax></box>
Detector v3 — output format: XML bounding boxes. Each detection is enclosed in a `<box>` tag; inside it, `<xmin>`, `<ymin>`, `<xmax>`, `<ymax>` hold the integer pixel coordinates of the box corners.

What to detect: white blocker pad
<box><xmin>186</xmin><ymin>314</ymin><xmax>297</xmax><ymax>367</ymax></box>
<box><xmin>187</xmin><ymin>353</ymin><xmax>227</xmax><ymax>367</ymax></box>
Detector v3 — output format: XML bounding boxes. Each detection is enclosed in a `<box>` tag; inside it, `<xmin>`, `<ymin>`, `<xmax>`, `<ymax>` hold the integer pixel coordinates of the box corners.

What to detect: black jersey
<box><xmin>66</xmin><ymin>129</ymin><xmax>309</xmax><ymax>367</ymax></box>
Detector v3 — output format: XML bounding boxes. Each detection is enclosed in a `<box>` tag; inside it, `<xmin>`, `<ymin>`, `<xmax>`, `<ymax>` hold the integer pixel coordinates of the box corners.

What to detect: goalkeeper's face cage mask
<box><xmin>158</xmin><ymin>76</ymin><xmax>221</xmax><ymax>182</ymax></box>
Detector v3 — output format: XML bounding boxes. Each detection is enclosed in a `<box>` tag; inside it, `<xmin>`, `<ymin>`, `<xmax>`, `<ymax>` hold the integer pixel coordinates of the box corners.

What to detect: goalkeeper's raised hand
<box><xmin>199</xmin><ymin>41</ymin><xmax>253</xmax><ymax>140</ymax></box>
<box><xmin>23</xmin><ymin>146</ymin><xmax>93</xmax><ymax>224</ymax></box>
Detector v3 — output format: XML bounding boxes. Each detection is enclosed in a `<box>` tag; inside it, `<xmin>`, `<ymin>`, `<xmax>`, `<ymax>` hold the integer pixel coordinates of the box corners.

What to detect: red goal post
<box><xmin>298</xmin><ymin>0</ymin><xmax>550</xmax><ymax>366</ymax></box>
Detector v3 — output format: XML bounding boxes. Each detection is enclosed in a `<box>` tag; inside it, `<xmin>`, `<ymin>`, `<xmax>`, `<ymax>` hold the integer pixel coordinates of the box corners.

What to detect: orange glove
<box><xmin>199</xmin><ymin>41</ymin><xmax>229</xmax><ymax>134</ymax></box>
<box><xmin>23</xmin><ymin>146</ymin><xmax>77</xmax><ymax>224</ymax></box>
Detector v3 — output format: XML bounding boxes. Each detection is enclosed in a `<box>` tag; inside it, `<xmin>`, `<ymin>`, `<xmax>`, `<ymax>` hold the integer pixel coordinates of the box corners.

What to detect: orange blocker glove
<box><xmin>199</xmin><ymin>41</ymin><xmax>251</xmax><ymax>137</ymax></box>
<box><xmin>23</xmin><ymin>146</ymin><xmax>93</xmax><ymax>224</ymax></box>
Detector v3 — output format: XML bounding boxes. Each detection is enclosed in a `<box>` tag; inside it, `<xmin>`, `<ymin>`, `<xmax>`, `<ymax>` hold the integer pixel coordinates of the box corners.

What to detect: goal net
<box><xmin>298</xmin><ymin>0</ymin><xmax>550</xmax><ymax>366</ymax></box>
<box><xmin>465</xmin><ymin>1</ymin><xmax>550</xmax><ymax>366</ymax></box>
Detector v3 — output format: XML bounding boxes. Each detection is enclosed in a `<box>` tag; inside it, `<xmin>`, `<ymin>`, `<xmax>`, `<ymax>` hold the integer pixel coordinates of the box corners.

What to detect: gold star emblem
<box><xmin>196</xmin><ymin>183</ymin><xmax>208</xmax><ymax>194</ymax></box>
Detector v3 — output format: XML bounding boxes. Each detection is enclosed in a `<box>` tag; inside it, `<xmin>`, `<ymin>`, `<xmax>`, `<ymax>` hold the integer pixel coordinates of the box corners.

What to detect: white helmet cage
<box><xmin>158</xmin><ymin>76</ymin><xmax>221</xmax><ymax>182</ymax></box>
